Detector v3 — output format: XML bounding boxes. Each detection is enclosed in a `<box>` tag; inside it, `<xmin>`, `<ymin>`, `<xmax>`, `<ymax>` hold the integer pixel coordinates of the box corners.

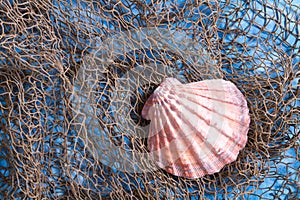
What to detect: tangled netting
<box><xmin>0</xmin><ymin>0</ymin><xmax>299</xmax><ymax>199</ymax></box>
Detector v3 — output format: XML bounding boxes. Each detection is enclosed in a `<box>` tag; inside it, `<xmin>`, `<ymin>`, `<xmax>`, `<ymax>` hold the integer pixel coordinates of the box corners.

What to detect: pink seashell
<box><xmin>142</xmin><ymin>78</ymin><xmax>250</xmax><ymax>179</ymax></box>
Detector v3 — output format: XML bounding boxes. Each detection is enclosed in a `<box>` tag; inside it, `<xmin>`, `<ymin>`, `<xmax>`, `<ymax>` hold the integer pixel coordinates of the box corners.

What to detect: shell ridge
<box><xmin>151</xmin><ymin>111</ymin><xmax>172</xmax><ymax>167</ymax></box>
<box><xmin>174</xmin><ymin>139</ymin><xmax>209</xmax><ymax>177</ymax></box>
<box><xmin>142</xmin><ymin>93</ymin><xmax>156</xmax><ymax>120</ymax></box>
<box><xmin>185</xmin><ymin>82</ymin><xmax>232</xmax><ymax>92</ymax></box>
<box><xmin>182</xmin><ymin>117</ymin><xmax>228</xmax><ymax>170</ymax></box>
<box><xmin>149</xmin><ymin>96</ymin><xmax>209</xmax><ymax>177</ymax></box>
<box><xmin>185</xmin><ymin>90</ymin><xmax>247</xmax><ymax>108</ymax></box>
<box><xmin>142</xmin><ymin>81</ymin><xmax>174</xmax><ymax>119</ymax></box>
<box><xmin>153</xmin><ymin>102</ymin><xmax>169</xmax><ymax>146</ymax></box>
<box><xmin>148</xmin><ymin>94</ymin><xmax>172</xmax><ymax>137</ymax></box>
<box><xmin>174</xmin><ymin>93</ymin><xmax>246</xmax><ymax>158</ymax></box>
<box><xmin>178</xmin><ymin>92</ymin><xmax>249</xmax><ymax>126</ymax></box>
<box><xmin>151</xmin><ymin>101</ymin><xmax>180</xmax><ymax>141</ymax></box>
<box><xmin>169</xmin><ymin>125</ymin><xmax>205</xmax><ymax>177</ymax></box>
<box><xmin>148</xmin><ymin>99</ymin><xmax>188</xmax><ymax>167</ymax></box>
<box><xmin>171</xmin><ymin>103</ymin><xmax>230</xmax><ymax>174</ymax></box>
<box><xmin>181</xmin><ymin>79</ymin><xmax>247</xmax><ymax>107</ymax></box>
<box><xmin>147</xmin><ymin>109</ymin><xmax>159</xmax><ymax>152</ymax></box>
<box><xmin>159</xmin><ymin>100</ymin><xmax>195</xmax><ymax>162</ymax></box>
<box><xmin>167</xmin><ymin>134</ymin><xmax>209</xmax><ymax>178</ymax></box>
<box><xmin>178</xmin><ymin>98</ymin><xmax>246</xmax><ymax>154</ymax></box>
<box><xmin>185</xmin><ymin>79</ymin><xmax>236</xmax><ymax>88</ymax></box>
<box><xmin>176</xmin><ymin>91</ymin><xmax>248</xmax><ymax>163</ymax></box>
<box><xmin>148</xmin><ymin>102</ymin><xmax>175</xmax><ymax>150</ymax></box>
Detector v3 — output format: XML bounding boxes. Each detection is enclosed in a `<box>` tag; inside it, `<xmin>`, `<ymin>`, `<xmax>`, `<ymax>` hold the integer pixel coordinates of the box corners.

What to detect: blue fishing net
<box><xmin>0</xmin><ymin>0</ymin><xmax>299</xmax><ymax>199</ymax></box>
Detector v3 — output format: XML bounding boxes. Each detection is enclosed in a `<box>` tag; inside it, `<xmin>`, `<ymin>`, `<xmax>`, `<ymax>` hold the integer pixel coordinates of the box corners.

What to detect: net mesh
<box><xmin>0</xmin><ymin>0</ymin><xmax>299</xmax><ymax>199</ymax></box>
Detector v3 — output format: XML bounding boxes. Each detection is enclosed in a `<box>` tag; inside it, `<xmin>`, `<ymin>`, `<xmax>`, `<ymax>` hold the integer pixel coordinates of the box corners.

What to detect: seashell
<box><xmin>142</xmin><ymin>78</ymin><xmax>250</xmax><ymax>179</ymax></box>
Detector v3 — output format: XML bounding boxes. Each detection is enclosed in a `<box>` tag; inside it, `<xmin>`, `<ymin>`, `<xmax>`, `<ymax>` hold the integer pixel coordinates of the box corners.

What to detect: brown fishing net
<box><xmin>0</xmin><ymin>0</ymin><xmax>299</xmax><ymax>199</ymax></box>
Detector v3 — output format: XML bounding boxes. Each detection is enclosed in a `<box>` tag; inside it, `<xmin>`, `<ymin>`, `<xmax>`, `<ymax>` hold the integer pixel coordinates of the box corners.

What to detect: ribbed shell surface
<box><xmin>142</xmin><ymin>78</ymin><xmax>250</xmax><ymax>179</ymax></box>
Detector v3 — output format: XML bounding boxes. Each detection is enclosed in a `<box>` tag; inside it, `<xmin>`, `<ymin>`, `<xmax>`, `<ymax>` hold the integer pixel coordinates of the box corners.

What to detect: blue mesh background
<box><xmin>0</xmin><ymin>0</ymin><xmax>299</xmax><ymax>199</ymax></box>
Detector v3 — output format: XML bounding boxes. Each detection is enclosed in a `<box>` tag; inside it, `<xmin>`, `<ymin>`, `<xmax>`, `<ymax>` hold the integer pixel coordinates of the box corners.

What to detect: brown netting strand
<box><xmin>0</xmin><ymin>0</ymin><xmax>299</xmax><ymax>199</ymax></box>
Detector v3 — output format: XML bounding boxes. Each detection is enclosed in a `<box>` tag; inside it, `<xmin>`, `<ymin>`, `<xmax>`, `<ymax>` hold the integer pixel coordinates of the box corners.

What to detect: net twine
<box><xmin>0</xmin><ymin>0</ymin><xmax>299</xmax><ymax>199</ymax></box>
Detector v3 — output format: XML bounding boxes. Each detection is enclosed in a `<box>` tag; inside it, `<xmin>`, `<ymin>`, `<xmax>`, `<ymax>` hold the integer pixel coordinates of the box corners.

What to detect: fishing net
<box><xmin>0</xmin><ymin>0</ymin><xmax>299</xmax><ymax>199</ymax></box>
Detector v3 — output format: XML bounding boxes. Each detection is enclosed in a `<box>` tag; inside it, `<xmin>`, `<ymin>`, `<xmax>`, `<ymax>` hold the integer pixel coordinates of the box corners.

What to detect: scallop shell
<box><xmin>142</xmin><ymin>78</ymin><xmax>250</xmax><ymax>179</ymax></box>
